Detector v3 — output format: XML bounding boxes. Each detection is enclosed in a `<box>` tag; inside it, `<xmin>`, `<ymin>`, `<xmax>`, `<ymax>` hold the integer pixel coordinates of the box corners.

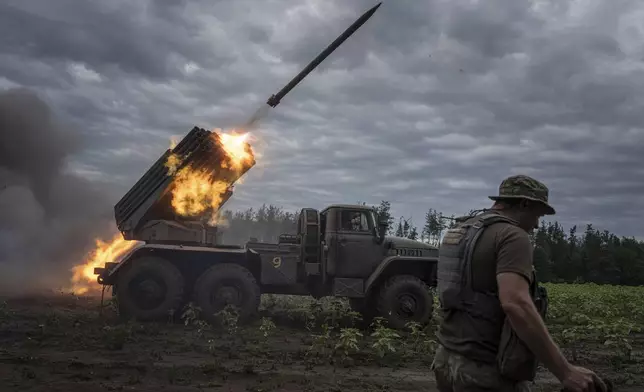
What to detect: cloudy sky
<box><xmin>2</xmin><ymin>0</ymin><xmax>644</xmax><ymax>239</ymax></box>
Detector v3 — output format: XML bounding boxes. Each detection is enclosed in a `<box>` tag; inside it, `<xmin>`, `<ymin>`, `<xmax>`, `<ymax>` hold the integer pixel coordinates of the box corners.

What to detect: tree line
<box><xmin>218</xmin><ymin>201</ymin><xmax>644</xmax><ymax>286</ymax></box>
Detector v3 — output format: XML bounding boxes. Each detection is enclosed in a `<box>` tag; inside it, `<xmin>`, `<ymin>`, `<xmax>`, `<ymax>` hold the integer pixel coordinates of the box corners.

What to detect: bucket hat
<box><xmin>488</xmin><ymin>174</ymin><xmax>556</xmax><ymax>215</ymax></box>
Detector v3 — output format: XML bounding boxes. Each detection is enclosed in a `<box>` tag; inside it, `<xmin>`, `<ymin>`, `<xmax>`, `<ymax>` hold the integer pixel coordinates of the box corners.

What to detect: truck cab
<box><xmin>267</xmin><ymin>204</ymin><xmax>439</xmax><ymax>328</ymax></box>
<box><xmin>320</xmin><ymin>204</ymin><xmax>436</xmax><ymax>277</ymax></box>
<box><xmin>322</xmin><ymin>204</ymin><xmax>385</xmax><ymax>280</ymax></box>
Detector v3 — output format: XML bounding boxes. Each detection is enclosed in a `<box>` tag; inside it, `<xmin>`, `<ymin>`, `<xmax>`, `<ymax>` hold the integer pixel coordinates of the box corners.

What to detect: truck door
<box><xmin>335</xmin><ymin>209</ymin><xmax>381</xmax><ymax>278</ymax></box>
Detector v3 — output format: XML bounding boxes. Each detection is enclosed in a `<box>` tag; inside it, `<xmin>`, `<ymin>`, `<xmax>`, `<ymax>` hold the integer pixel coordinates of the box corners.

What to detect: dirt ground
<box><xmin>0</xmin><ymin>294</ymin><xmax>642</xmax><ymax>392</ymax></box>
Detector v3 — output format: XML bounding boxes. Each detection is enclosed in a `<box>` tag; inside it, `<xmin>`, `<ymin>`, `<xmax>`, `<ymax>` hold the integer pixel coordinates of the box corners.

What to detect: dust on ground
<box><xmin>0</xmin><ymin>294</ymin><xmax>641</xmax><ymax>392</ymax></box>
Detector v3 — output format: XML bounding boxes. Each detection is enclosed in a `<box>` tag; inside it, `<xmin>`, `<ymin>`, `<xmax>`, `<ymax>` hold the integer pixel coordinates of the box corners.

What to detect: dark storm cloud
<box><xmin>0</xmin><ymin>0</ymin><xmax>230</xmax><ymax>80</ymax></box>
<box><xmin>1</xmin><ymin>0</ymin><xmax>644</xmax><ymax>243</ymax></box>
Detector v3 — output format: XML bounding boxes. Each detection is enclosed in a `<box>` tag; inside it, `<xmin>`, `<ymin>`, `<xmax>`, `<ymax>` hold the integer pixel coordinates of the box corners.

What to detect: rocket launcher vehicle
<box><xmin>111</xmin><ymin>3</ymin><xmax>382</xmax><ymax>246</ymax></box>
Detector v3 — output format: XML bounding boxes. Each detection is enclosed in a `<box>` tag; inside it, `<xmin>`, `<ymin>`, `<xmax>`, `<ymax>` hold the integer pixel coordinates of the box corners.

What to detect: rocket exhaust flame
<box><xmin>165</xmin><ymin>130</ymin><xmax>252</xmax><ymax>224</ymax></box>
<box><xmin>69</xmin><ymin>233</ymin><xmax>140</xmax><ymax>295</ymax></box>
<box><xmin>164</xmin><ymin>129</ymin><xmax>254</xmax><ymax>222</ymax></box>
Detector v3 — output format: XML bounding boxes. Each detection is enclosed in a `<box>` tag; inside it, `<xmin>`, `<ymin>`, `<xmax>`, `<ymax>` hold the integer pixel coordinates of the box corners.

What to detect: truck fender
<box><xmin>364</xmin><ymin>255</ymin><xmax>437</xmax><ymax>295</ymax></box>
<box><xmin>96</xmin><ymin>243</ymin><xmax>256</xmax><ymax>285</ymax></box>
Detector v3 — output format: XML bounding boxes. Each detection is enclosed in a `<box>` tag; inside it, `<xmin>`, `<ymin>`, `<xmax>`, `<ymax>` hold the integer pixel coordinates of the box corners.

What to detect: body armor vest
<box><xmin>437</xmin><ymin>211</ymin><xmax>549</xmax><ymax>381</ymax></box>
<box><xmin>438</xmin><ymin>211</ymin><xmax>517</xmax><ymax>322</ymax></box>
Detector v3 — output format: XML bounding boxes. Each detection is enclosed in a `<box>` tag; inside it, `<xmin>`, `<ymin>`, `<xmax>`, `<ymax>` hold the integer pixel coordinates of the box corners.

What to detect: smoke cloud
<box><xmin>0</xmin><ymin>88</ymin><xmax>114</xmax><ymax>296</ymax></box>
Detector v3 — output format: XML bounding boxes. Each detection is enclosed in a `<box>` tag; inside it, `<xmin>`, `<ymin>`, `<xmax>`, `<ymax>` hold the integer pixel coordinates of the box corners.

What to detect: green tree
<box><xmin>373</xmin><ymin>200</ymin><xmax>395</xmax><ymax>235</ymax></box>
<box><xmin>422</xmin><ymin>208</ymin><xmax>446</xmax><ymax>246</ymax></box>
<box><xmin>215</xmin><ymin>202</ymin><xmax>644</xmax><ymax>286</ymax></box>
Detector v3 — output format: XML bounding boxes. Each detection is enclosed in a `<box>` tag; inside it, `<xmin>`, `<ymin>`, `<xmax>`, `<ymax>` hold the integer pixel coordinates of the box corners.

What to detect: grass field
<box><xmin>0</xmin><ymin>283</ymin><xmax>642</xmax><ymax>391</ymax></box>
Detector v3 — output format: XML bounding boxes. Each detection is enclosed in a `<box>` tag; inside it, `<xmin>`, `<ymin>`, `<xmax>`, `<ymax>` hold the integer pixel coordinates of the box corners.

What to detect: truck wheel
<box><xmin>115</xmin><ymin>256</ymin><xmax>184</xmax><ymax>322</ymax></box>
<box><xmin>193</xmin><ymin>263</ymin><xmax>260</xmax><ymax>324</ymax></box>
<box><xmin>376</xmin><ymin>275</ymin><xmax>433</xmax><ymax>330</ymax></box>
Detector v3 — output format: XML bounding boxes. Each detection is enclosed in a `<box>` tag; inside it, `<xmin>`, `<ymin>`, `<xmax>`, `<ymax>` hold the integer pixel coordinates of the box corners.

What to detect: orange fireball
<box><xmin>170</xmin><ymin>168</ymin><xmax>230</xmax><ymax>218</ymax></box>
<box><xmin>219</xmin><ymin>131</ymin><xmax>253</xmax><ymax>170</ymax></box>
<box><xmin>166</xmin><ymin>129</ymin><xmax>253</xmax><ymax>221</ymax></box>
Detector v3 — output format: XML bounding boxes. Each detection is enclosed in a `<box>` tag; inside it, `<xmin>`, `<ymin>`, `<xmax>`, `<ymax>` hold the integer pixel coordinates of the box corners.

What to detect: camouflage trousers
<box><xmin>431</xmin><ymin>345</ymin><xmax>532</xmax><ymax>392</ymax></box>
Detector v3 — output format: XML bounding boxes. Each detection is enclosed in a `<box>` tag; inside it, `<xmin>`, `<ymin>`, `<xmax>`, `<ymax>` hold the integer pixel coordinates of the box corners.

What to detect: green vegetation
<box><xmin>534</xmin><ymin>224</ymin><xmax>644</xmax><ymax>285</ymax></box>
<box><xmin>1</xmin><ymin>282</ymin><xmax>643</xmax><ymax>390</ymax></box>
<box><xmin>156</xmin><ymin>283</ymin><xmax>642</xmax><ymax>369</ymax></box>
<box><xmin>546</xmin><ymin>283</ymin><xmax>644</xmax><ymax>362</ymax></box>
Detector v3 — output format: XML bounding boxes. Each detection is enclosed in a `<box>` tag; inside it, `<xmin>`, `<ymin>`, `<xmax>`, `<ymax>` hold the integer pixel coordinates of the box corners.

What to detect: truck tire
<box><xmin>376</xmin><ymin>275</ymin><xmax>433</xmax><ymax>330</ymax></box>
<box><xmin>115</xmin><ymin>256</ymin><xmax>184</xmax><ymax>322</ymax></box>
<box><xmin>192</xmin><ymin>263</ymin><xmax>260</xmax><ymax>324</ymax></box>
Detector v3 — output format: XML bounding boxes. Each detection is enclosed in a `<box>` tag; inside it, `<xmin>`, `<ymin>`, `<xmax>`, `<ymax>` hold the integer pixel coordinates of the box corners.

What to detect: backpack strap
<box><xmin>461</xmin><ymin>213</ymin><xmax>520</xmax><ymax>290</ymax></box>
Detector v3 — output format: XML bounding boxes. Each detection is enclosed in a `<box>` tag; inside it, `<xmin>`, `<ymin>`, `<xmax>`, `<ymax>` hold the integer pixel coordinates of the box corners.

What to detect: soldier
<box><xmin>431</xmin><ymin>175</ymin><xmax>607</xmax><ymax>392</ymax></box>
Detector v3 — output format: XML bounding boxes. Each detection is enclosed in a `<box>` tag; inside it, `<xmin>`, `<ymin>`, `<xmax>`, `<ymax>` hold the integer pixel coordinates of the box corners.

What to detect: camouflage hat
<box><xmin>488</xmin><ymin>174</ymin><xmax>555</xmax><ymax>215</ymax></box>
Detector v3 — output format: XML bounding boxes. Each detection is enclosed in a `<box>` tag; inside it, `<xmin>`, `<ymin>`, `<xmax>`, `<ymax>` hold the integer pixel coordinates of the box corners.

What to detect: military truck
<box><xmin>93</xmin><ymin>126</ymin><xmax>437</xmax><ymax>330</ymax></box>
<box><xmin>92</xmin><ymin>3</ymin><xmax>438</xmax><ymax>329</ymax></box>
<box><xmin>96</xmin><ymin>202</ymin><xmax>437</xmax><ymax>330</ymax></box>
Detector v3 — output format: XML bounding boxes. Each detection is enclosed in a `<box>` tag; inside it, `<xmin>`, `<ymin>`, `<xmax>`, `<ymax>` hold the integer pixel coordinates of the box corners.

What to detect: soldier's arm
<box><xmin>497</xmin><ymin>273</ymin><xmax>571</xmax><ymax>381</ymax></box>
<box><xmin>495</xmin><ymin>228</ymin><xmax>572</xmax><ymax>382</ymax></box>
